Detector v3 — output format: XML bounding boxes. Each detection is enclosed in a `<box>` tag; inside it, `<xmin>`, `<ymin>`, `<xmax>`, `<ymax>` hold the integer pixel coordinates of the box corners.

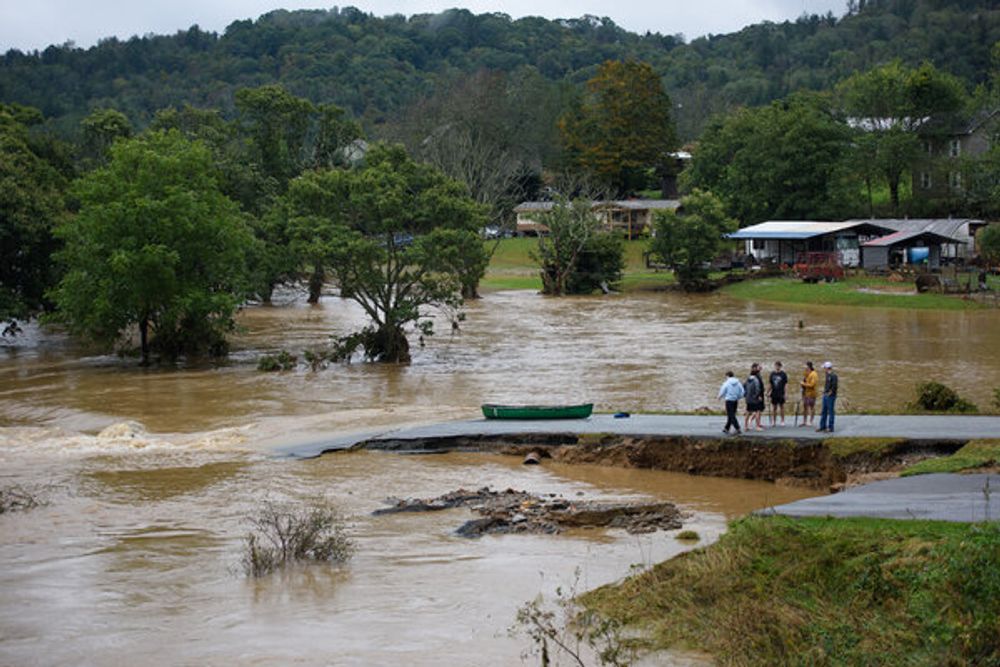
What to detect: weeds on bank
<box><xmin>0</xmin><ymin>485</ymin><xmax>42</xmax><ymax>514</ymax></box>
<box><xmin>582</xmin><ymin>516</ymin><xmax>1000</xmax><ymax>667</ymax></box>
<box><xmin>901</xmin><ymin>440</ymin><xmax>1000</xmax><ymax>476</ymax></box>
<box><xmin>241</xmin><ymin>499</ymin><xmax>354</xmax><ymax>577</ymax></box>
<box><xmin>909</xmin><ymin>381</ymin><xmax>978</xmax><ymax>413</ymax></box>
<box><xmin>511</xmin><ymin>569</ymin><xmax>636</xmax><ymax>667</ymax></box>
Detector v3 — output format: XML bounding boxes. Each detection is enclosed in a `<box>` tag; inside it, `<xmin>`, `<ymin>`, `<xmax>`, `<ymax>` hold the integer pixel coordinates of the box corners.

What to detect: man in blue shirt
<box><xmin>718</xmin><ymin>370</ymin><xmax>746</xmax><ymax>435</ymax></box>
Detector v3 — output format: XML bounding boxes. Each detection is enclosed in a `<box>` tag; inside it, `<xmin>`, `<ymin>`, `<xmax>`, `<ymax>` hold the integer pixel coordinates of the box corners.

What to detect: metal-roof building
<box><xmin>728</xmin><ymin>220</ymin><xmax>895</xmax><ymax>267</ymax></box>
<box><xmin>860</xmin><ymin>228</ymin><xmax>966</xmax><ymax>270</ymax></box>
<box><xmin>847</xmin><ymin>218</ymin><xmax>985</xmax><ymax>261</ymax></box>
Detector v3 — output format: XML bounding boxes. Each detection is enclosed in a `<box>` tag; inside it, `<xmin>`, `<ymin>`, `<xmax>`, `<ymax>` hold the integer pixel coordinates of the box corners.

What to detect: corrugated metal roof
<box><xmin>728</xmin><ymin>221</ymin><xmax>873</xmax><ymax>240</ymax></box>
<box><xmin>514</xmin><ymin>199</ymin><xmax>680</xmax><ymax>212</ymax></box>
<box><xmin>846</xmin><ymin>219</ymin><xmax>979</xmax><ymax>243</ymax></box>
<box><xmin>862</xmin><ymin>228</ymin><xmax>963</xmax><ymax>248</ymax></box>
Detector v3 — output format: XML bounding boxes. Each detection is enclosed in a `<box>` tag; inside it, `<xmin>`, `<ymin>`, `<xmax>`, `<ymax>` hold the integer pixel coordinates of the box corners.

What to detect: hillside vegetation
<box><xmin>2</xmin><ymin>0</ymin><xmax>999</xmax><ymax>139</ymax></box>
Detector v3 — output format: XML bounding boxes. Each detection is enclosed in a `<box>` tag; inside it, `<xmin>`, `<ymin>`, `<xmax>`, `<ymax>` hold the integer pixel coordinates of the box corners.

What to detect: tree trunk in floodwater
<box><xmin>307</xmin><ymin>266</ymin><xmax>325</xmax><ymax>304</ymax></box>
<box><xmin>139</xmin><ymin>317</ymin><xmax>150</xmax><ymax>366</ymax></box>
<box><xmin>371</xmin><ymin>325</ymin><xmax>410</xmax><ymax>363</ymax></box>
<box><xmin>461</xmin><ymin>280</ymin><xmax>480</xmax><ymax>300</ymax></box>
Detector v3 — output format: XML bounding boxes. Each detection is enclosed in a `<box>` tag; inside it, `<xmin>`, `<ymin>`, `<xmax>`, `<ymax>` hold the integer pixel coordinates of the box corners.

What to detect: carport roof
<box><xmin>728</xmin><ymin>220</ymin><xmax>886</xmax><ymax>240</ymax></box>
<box><xmin>862</xmin><ymin>228</ymin><xmax>964</xmax><ymax>247</ymax></box>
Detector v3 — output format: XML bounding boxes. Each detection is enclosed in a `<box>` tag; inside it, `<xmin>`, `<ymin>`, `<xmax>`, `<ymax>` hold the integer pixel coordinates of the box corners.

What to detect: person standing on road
<box><xmin>768</xmin><ymin>361</ymin><xmax>788</xmax><ymax>427</ymax></box>
<box><xmin>800</xmin><ymin>361</ymin><xmax>818</xmax><ymax>427</ymax></box>
<box><xmin>718</xmin><ymin>371</ymin><xmax>745</xmax><ymax>435</ymax></box>
<box><xmin>818</xmin><ymin>361</ymin><xmax>839</xmax><ymax>433</ymax></box>
<box><xmin>744</xmin><ymin>363</ymin><xmax>765</xmax><ymax>431</ymax></box>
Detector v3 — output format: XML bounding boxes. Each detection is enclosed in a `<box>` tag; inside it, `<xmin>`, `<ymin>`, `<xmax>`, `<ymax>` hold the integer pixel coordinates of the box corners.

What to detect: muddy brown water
<box><xmin>2</xmin><ymin>289</ymin><xmax>999</xmax><ymax>665</ymax></box>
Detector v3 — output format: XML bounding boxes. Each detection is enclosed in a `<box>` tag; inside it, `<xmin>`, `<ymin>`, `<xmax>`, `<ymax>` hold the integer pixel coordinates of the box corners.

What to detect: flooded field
<box><xmin>2</xmin><ymin>289</ymin><xmax>998</xmax><ymax>436</ymax></box>
<box><xmin>2</xmin><ymin>289</ymin><xmax>998</xmax><ymax>665</ymax></box>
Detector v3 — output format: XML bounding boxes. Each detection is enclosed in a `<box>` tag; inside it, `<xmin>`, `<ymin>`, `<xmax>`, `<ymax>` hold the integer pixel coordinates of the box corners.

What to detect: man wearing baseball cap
<box><xmin>817</xmin><ymin>361</ymin><xmax>839</xmax><ymax>433</ymax></box>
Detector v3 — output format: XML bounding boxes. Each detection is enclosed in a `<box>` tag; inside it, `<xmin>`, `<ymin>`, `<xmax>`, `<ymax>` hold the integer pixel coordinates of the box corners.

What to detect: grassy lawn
<box><xmin>583</xmin><ymin>515</ymin><xmax>1000</xmax><ymax>666</ymax></box>
<box><xmin>721</xmin><ymin>275</ymin><xmax>985</xmax><ymax>310</ymax></box>
<box><xmin>480</xmin><ymin>237</ymin><xmax>674</xmax><ymax>292</ymax></box>
<box><xmin>901</xmin><ymin>439</ymin><xmax>1000</xmax><ymax>476</ymax></box>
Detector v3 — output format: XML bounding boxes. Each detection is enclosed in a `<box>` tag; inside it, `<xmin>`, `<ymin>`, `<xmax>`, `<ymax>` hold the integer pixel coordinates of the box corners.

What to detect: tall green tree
<box><xmin>559</xmin><ymin>60</ymin><xmax>677</xmax><ymax>195</ymax></box>
<box><xmin>838</xmin><ymin>60</ymin><xmax>966</xmax><ymax>212</ymax></box>
<box><xmin>79</xmin><ymin>108</ymin><xmax>132</xmax><ymax>169</ymax></box>
<box><xmin>649</xmin><ymin>189</ymin><xmax>736</xmax><ymax>290</ymax></box>
<box><xmin>285</xmin><ymin>144</ymin><xmax>487</xmax><ymax>363</ymax></box>
<box><xmin>0</xmin><ymin>104</ymin><xmax>66</xmax><ymax>329</ymax></box>
<box><xmin>685</xmin><ymin>93</ymin><xmax>858</xmax><ymax>225</ymax></box>
<box><xmin>235</xmin><ymin>84</ymin><xmax>317</xmax><ymax>189</ymax></box>
<box><xmin>978</xmin><ymin>224</ymin><xmax>1000</xmax><ymax>265</ymax></box>
<box><xmin>50</xmin><ymin>130</ymin><xmax>254</xmax><ymax>364</ymax></box>
<box><xmin>533</xmin><ymin>198</ymin><xmax>624</xmax><ymax>295</ymax></box>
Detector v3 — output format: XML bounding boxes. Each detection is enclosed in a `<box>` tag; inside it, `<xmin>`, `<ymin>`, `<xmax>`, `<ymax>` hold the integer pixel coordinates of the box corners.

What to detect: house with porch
<box><xmin>514</xmin><ymin>199</ymin><xmax>680</xmax><ymax>239</ymax></box>
<box><xmin>728</xmin><ymin>220</ymin><xmax>895</xmax><ymax>267</ymax></box>
<box><xmin>730</xmin><ymin>219</ymin><xmax>979</xmax><ymax>270</ymax></box>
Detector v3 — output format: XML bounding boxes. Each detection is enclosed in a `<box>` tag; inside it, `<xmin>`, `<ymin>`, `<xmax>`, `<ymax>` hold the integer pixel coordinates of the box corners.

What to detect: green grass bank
<box><xmin>481</xmin><ymin>238</ymin><xmax>674</xmax><ymax>292</ymax></box>
<box><xmin>721</xmin><ymin>276</ymin><xmax>989</xmax><ymax>310</ymax></box>
<box><xmin>901</xmin><ymin>439</ymin><xmax>1000</xmax><ymax>476</ymax></box>
<box><xmin>584</xmin><ymin>515</ymin><xmax>1000</xmax><ymax>666</ymax></box>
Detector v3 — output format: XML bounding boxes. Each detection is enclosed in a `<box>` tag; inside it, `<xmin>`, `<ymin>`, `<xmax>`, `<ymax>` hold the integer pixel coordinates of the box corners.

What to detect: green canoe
<box><xmin>481</xmin><ymin>403</ymin><xmax>594</xmax><ymax>420</ymax></box>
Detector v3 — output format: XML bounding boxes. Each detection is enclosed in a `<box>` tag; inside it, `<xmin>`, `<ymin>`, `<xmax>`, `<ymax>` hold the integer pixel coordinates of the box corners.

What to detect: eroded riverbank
<box><xmin>347</xmin><ymin>431</ymin><xmax>971</xmax><ymax>491</ymax></box>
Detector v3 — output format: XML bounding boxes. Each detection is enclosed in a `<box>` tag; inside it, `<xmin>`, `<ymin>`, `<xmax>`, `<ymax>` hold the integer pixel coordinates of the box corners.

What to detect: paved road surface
<box><xmin>766</xmin><ymin>473</ymin><xmax>999</xmax><ymax>523</ymax></box>
<box><xmin>276</xmin><ymin>413</ymin><xmax>1000</xmax><ymax>458</ymax></box>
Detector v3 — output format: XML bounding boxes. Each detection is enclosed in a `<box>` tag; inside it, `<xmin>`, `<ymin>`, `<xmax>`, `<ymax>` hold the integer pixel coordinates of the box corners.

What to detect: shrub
<box><xmin>241</xmin><ymin>499</ymin><xmax>354</xmax><ymax>577</ymax></box>
<box><xmin>993</xmin><ymin>387</ymin><xmax>1000</xmax><ymax>411</ymax></box>
<box><xmin>257</xmin><ymin>349</ymin><xmax>297</xmax><ymax>372</ymax></box>
<box><xmin>0</xmin><ymin>485</ymin><xmax>41</xmax><ymax>514</ymax></box>
<box><xmin>911</xmin><ymin>381</ymin><xmax>977</xmax><ymax>413</ymax></box>
<box><xmin>675</xmin><ymin>530</ymin><xmax>700</xmax><ymax>541</ymax></box>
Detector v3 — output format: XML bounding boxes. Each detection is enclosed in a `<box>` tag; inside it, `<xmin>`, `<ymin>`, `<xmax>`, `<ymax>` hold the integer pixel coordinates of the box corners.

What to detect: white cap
<box><xmin>823</xmin><ymin>361</ymin><xmax>833</xmax><ymax>368</ymax></box>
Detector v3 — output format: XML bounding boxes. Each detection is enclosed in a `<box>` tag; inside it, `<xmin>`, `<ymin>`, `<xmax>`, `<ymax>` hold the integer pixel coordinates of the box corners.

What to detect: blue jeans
<box><xmin>820</xmin><ymin>395</ymin><xmax>836</xmax><ymax>431</ymax></box>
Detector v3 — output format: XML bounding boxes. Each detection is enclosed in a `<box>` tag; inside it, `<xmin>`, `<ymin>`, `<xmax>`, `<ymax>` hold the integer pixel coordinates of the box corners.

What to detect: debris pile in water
<box><xmin>374</xmin><ymin>487</ymin><xmax>683</xmax><ymax>538</ymax></box>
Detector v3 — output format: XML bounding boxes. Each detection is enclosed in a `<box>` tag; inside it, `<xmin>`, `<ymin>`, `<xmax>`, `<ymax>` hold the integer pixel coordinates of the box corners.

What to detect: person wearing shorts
<box><xmin>768</xmin><ymin>361</ymin><xmax>788</xmax><ymax>426</ymax></box>
<box><xmin>800</xmin><ymin>361</ymin><xmax>818</xmax><ymax>427</ymax></box>
<box><xmin>743</xmin><ymin>363</ymin><xmax>765</xmax><ymax>431</ymax></box>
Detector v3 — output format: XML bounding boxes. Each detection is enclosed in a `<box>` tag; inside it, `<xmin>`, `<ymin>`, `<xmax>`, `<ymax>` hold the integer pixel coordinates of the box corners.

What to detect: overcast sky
<box><xmin>1</xmin><ymin>1</ymin><xmax>846</xmax><ymax>53</ymax></box>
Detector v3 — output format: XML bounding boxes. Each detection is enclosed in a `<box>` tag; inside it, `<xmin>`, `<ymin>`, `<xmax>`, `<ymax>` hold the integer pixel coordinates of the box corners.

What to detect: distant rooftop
<box><xmin>514</xmin><ymin>199</ymin><xmax>680</xmax><ymax>212</ymax></box>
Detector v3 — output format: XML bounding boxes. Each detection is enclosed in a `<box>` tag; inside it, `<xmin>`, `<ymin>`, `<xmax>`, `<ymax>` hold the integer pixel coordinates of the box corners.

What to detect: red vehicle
<box><xmin>793</xmin><ymin>252</ymin><xmax>845</xmax><ymax>283</ymax></box>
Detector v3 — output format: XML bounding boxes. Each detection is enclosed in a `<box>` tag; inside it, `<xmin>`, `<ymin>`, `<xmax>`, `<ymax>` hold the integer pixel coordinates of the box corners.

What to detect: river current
<box><xmin>2</xmin><ymin>289</ymin><xmax>998</xmax><ymax>665</ymax></box>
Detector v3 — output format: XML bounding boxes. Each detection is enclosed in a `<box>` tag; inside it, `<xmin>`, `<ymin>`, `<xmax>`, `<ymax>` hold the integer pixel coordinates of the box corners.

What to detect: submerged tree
<box><xmin>286</xmin><ymin>144</ymin><xmax>487</xmax><ymax>363</ymax></box>
<box><xmin>533</xmin><ymin>198</ymin><xmax>624</xmax><ymax>296</ymax></box>
<box><xmin>50</xmin><ymin>130</ymin><xmax>254</xmax><ymax>364</ymax></box>
<box><xmin>650</xmin><ymin>189</ymin><xmax>736</xmax><ymax>291</ymax></box>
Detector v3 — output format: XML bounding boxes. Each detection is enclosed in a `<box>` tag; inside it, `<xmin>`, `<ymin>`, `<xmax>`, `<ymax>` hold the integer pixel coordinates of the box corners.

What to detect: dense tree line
<box><xmin>0</xmin><ymin>84</ymin><xmax>488</xmax><ymax>364</ymax></box>
<box><xmin>2</xmin><ymin>1</ymin><xmax>999</xmax><ymax>141</ymax></box>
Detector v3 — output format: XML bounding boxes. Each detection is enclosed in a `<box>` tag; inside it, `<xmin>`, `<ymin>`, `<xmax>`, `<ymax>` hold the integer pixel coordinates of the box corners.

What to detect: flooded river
<box><xmin>2</xmin><ymin>289</ymin><xmax>999</xmax><ymax>665</ymax></box>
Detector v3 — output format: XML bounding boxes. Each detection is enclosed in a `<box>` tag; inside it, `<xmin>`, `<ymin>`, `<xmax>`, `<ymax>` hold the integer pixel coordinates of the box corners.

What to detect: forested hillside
<box><xmin>2</xmin><ymin>0</ymin><xmax>998</xmax><ymax>140</ymax></box>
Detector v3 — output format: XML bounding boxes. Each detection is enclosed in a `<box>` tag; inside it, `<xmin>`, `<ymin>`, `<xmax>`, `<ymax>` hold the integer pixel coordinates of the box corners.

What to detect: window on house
<box><xmin>950</xmin><ymin>171</ymin><xmax>962</xmax><ymax>191</ymax></box>
<box><xmin>949</xmin><ymin>139</ymin><xmax>961</xmax><ymax>157</ymax></box>
<box><xmin>923</xmin><ymin>140</ymin><xmax>933</xmax><ymax>155</ymax></box>
<box><xmin>920</xmin><ymin>172</ymin><xmax>932</xmax><ymax>189</ymax></box>
<box><xmin>752</xmin><ymin>239</ymin><xmax>765</xmax><ymax>250</ymax></box>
